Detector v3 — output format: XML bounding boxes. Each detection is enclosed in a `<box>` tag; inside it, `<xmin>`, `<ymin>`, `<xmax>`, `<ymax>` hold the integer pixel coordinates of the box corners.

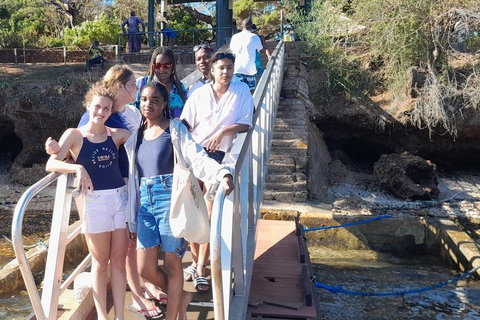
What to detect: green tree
<box><xmin>62</xmin><ymin>13</ymin><xmax>122</xmax><ymax>47</ymax></box>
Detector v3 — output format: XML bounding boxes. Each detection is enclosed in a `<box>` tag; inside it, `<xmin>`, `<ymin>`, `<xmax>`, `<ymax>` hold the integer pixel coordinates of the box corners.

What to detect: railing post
<box><xmin>115</xmin><ymin>45</ymin><xmax>119</xmax><ymax>60</ymax></box>
<box><xmin>41</xmin><ymin>173</ymin><xmax>74</xmax><ymax>319</ymax></box>
<box><xmin>63</xmin><ymin>46</ymin><xmax>66</xmax><ymax>64</ymax></box>
<box><xmin>14</xmin><ymin>48</ymin><xmax>18</xmax><ymax>64</ymax></box>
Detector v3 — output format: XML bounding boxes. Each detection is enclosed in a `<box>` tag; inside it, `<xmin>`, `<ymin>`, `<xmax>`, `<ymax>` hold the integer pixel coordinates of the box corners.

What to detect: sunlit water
<box><xmin>310</xmin><ymin>246</ymin><xmax>480</xmax><ymax>319</ymax></box>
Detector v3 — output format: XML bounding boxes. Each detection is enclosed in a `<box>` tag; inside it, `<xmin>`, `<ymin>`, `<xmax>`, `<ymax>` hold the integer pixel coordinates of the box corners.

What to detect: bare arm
<box><xmin>206</xmin><ymin>124</ymin><xmax>250</xmax><ymax>152</ymax></box>
<box><xmin>45</xmin><ymin>129</ymin><xmax>93</xmax><ymax>195</ymax></box>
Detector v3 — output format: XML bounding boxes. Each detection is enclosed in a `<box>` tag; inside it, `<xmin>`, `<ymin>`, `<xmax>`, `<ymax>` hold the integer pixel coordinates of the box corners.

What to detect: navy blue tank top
<box><xmin>76</xmin><ymin>128</ymin><xmax>125</xmax><ymax>190</ymax></box>
<box><xmin>137</xmin><ymin>127</ymin><xmax>174</xmax><ymax>177</ymax></box>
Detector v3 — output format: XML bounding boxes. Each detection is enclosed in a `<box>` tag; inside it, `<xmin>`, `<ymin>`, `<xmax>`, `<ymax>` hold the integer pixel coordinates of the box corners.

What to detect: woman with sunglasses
<box><xmin>180</xmin><ymin>48</ymin><xmax>254</xmax><ymax>292</ymax></box>
<box><xmin>135</xmin><ymin>47</ymin><xmax>187</xmax><ymax>118</ymax></box>
<box><xmin>187</xmin><ymin>43</ymin><xmax>215</xmax><ymax>98</ymax></box>
<box><xmin>125</xmin><ymin>82</ymin><xmax>234</xmax><ymax>320</ymax></box>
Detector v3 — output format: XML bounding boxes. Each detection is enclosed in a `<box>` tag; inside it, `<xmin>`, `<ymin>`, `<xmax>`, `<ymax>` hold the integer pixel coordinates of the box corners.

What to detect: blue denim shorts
<box><xmin>137</xmin><ymin>174</ymin><xmax>186</xmax><ymax>257</ymax></box>
<box><xmin>235</xmin><ymin>73</ymin><xmax>257</xmax><ymax>90</ymax></box>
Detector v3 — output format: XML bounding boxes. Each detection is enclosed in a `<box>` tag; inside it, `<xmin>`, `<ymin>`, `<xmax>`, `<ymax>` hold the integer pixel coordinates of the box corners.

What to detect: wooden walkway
<box><xmin>247</xmin><ymin>219</ymin><xmax>318</xmax><ymax>319</ymax></box>
<box><xmin>55</xmin><ymin>220</ymin><xmax>317</xmax><ymax>319</ymax></box>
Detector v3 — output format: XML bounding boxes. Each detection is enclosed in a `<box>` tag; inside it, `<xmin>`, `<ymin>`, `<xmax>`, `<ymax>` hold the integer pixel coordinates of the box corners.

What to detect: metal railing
<box><xmin>12</xmin><ymin>172</ymin><xmax>92</xmax><ymax>320</ymax></box>
<box><xmin>117</xmin><ymin>26</ymin><xmax>234</xmax><ymax>52</ymax></box>
<box><xmin>210</xmin><ymin>40</ymin><xmax>285</xmax><ymax>319</ymax></box>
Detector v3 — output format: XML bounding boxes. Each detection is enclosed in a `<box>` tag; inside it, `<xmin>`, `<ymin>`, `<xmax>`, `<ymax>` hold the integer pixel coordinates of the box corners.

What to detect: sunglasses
<box><xmin>153</xmin><ymin>62</ymin><xmax>172</xmax><ymax>71</ymax></box>
<box><xmin>213</xmin><ymin>53</ymin><xmax>236</xmax><ymax>62</ymax></box>
<box><xmin>193</xmin><ymin>43</ymin><xmax>212</xmax><ymax>52</ymax></box>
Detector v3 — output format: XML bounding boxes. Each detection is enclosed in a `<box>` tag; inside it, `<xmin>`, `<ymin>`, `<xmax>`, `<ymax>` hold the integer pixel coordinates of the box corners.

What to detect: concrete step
<box><xmin>276</xmin><ymin>104</ymin><xmax>306</xmax><ymax>112</ymax></box>
<box><xmin>266</xmin><ymin>174</ymin><xmax>295</xmax><ymax>183</ymax></box>
<box><xmin>275</xmin><ymin>118</ymin><xmax>306</xmax><ymax>127</ymax></box>
<box><xmin>263</xmin><ymin>190</ymin><xmax>308</xmax><ymax>203</ymax></box>
<box><xmin>273</xmin><ymin>131</ymin><xmax>302</xmax><ymax>140</ymax></box>
<box><xmin>270</xmin><ymin>147</ymin><xmax>308</xmax><ymax>158</ymax></box>
<box><xmin>266</xmin><ymin>172</ymin><xmax>307</xmax><ymax>183</ymax></box>
<box><xmin>276</xmin><ymin>110</ymin><xmax>306</xmax><ymax>119</ymax></box>
<box><xmin>264</xmin><ymin>182</ymin><xmax>308</xmax><ymax>192</ymax></box>
<box><xmin>271</xmin><ymin>139</ymin><xmax>307</xmax><ymax>149</ymax></box>
<box><xmin>267</xmin><ymin>163</ymin><xmax>295</xmax><ymax>174</ymax></box>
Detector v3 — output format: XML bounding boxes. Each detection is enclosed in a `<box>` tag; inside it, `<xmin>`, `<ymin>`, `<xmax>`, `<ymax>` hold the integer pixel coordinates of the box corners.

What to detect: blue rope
<box><xmin>303</xmin><ymin>215</ymin><xmax>393</xmax><ymax>232</ymax></box>
<box><xmin>315</xmin><ymin>264</ymin><xmax>480</xmax><ymax>297</ymax></box>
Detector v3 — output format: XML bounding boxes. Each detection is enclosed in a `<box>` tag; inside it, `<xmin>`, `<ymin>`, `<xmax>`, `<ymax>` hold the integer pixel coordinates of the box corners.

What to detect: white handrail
<box><xmin>210</xmin><ymin>40</ymin><xmax>285</xmax><ymax>320</ymax></box>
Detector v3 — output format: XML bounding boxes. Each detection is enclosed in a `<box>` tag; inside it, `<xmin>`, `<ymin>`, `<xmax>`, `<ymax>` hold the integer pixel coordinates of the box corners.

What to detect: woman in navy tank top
<box><xmin>125</xmin><ymin>82</ymin><xmax>234</xmax><ymax>320</ymax></box>
<box><xmin>46</xmin><ymin>83</ymin><xmax>132</xmax><ymax>320</ymax></box>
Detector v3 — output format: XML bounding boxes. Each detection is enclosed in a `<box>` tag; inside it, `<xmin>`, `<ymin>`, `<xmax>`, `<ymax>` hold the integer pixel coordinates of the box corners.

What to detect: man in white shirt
<box><xmin>229</xmin><ymin>17</ymin><xmax>263</xmax><ymax>93</ymax></box>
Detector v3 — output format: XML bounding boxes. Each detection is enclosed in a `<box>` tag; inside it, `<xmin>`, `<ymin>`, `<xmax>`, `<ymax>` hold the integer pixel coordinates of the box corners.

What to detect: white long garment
<box><xmin>124</xmin><ymin>120</ymin><xmax>232</xmax><ymax>233</ymax></box>
<box><xmin>181</xmin><ymin>80</ymin><xmax>254</xmax><ymax>153</ymax></box>
<box><xmin>229</xmin><ymin>30</ymin><xmax>263</xmax><ymax>76</ymax></box>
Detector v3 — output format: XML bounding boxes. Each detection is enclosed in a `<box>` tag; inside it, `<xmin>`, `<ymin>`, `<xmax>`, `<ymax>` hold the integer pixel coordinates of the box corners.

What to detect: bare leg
<box><xmin>86</xmin><ymin>232</ymin><xmax>112</xmax><ymax>320</ymax></box>
<box><xmin>194</xmin><ymin>199</ymin><xmax>213</xmax><ymax>291</ymax></box>
<box><xmin>137</xmin><ymin>246</ymin><xmax>169</xmax><ymax>292</ymax></box>
<box><xmin>125</xmin><ymin>235</ymin><xmax>161</xmax><ymax>317</ymax></box>
<box><xmin>164</xmin><ymin>252</ymin><xmax>189</xmax><ymax>320</ymax></box>
<box><xmin>110</xmin><ymin>228</ymin><xmax>128</xmax><ymax>320</ymax></box>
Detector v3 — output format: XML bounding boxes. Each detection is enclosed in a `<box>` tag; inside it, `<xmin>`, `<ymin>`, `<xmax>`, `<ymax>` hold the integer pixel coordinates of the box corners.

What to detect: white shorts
<box><xmin>82</xmin><ymin>186</ymin><xmax>127</xmax><ymax>234</ymax></box>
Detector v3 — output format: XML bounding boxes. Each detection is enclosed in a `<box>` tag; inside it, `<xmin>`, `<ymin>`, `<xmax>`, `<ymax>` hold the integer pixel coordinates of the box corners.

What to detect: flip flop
<box><xmin>194</xmin><ymin>275</ymin><xmax>210</xmax><ymax>293</ymax></box>
<box><xmin>184</xmin><ymin>264</ymin><xmax>196</xmax><ymax>282</ymax></box>
<box><xmin>127</xmin><ymin>303</ymin><xmax>164</xmax><ymax>319</ymax></box>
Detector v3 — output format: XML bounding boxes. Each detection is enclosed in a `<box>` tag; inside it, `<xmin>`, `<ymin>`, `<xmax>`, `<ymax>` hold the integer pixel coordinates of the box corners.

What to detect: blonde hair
<box><xmin>83</xmin><ymin>82</ymin><xmax>115</xmax><ymax>110</ymax></box>
<box><xmin>102</xmin><ymin>64</ymin><xmax>134</xmax><ymax>97</ymax></box>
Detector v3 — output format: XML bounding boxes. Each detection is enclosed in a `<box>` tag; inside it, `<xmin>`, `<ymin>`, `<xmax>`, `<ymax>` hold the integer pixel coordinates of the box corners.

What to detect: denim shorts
<box><xmin>82</xmin><ymin>185</ymin><xmax>127</xmax><ymax>234</ymax></box>
<box><xmin>137</xmin><ymin>174</ymin><xmax>186</xmax><ymax>257</ymax></box>
<box><xmin>235</xmin><ymin>73</ymin><xmax>257</xmax><ymax>90</ymax></box>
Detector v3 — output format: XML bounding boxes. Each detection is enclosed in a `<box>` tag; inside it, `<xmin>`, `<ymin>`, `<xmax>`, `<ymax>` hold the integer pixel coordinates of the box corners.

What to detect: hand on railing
<box><xmin>75</xmin><ymin>167</ymin><xmax>93</xmax><ymax>196</ymax></box>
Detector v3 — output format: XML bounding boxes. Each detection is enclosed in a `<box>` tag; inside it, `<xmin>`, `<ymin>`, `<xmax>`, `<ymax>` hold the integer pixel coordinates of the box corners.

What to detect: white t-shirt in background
<box><xmin>230</xmin><ymin>30</ymin><xmax>263</xmax><ymax>76</ymax></box>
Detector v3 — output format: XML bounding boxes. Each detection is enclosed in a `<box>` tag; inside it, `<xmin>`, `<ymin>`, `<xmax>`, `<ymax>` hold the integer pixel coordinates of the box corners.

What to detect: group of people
<box><xmin>45</xmin><ymin>29</ymin><xmax>257</xmax><ymax>319</ymax></box>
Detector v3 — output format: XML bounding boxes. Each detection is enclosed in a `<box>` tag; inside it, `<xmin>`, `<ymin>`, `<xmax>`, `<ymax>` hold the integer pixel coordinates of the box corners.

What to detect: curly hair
<box><xmin>82</xmin><ymin>81</ymin><xmax>115</xmax><ymax>110</ymax></box>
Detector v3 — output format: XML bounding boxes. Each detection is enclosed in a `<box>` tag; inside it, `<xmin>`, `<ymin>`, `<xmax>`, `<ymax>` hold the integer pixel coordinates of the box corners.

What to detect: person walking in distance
<box><xmin>229</xmin><ymin>17</ymin><xmax>263</xmax><ymax>93</ymax></box>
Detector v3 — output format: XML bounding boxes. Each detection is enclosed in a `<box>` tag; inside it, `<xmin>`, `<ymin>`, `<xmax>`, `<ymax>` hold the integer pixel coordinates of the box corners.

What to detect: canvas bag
<box><xmin>169</xmin><ymin>124</ymin><xmax>210</xmax><ymax>244</ymax></box>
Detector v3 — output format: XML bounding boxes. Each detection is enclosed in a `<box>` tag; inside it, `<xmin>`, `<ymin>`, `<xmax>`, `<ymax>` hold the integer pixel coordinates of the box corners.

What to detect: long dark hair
<box><xmin>147</xmin><ymin>47</ymin><xmax>186</xmax><ymax>104</ymax></box>
<box><xmin>135</xmin><ymin>82</ymin><xmax>170</xmax><ymax>154</ymax></box>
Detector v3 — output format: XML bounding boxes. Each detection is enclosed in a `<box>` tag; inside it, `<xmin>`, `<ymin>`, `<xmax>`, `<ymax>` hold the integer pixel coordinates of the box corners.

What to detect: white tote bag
<box><xmin>169</xmin><ymin>143</ymin><xmax>210</xmax><ymax>244</ymax></box>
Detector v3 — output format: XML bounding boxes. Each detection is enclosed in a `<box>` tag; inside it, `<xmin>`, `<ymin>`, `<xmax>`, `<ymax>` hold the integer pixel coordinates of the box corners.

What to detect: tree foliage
<box><xmin>290</xmin><ymin>0</ymin><xmax>480</xmax><ymax>137</ymax></box>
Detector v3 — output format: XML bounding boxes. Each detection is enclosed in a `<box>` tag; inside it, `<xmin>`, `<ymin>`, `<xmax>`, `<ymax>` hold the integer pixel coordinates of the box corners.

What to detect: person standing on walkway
<box><xmin>180</xmin><ymin>48</ymin><xmax>254</xmax><ymax>292</ymax></box>
<box><xmin>229</xmin><ymin>17</ymin><xmax>263</xmax><ymax>93</ymax></box>
<box><xmin>46</xmin><ymin>83</ymin><xmax>131</xmax><ymax>320</ymax></box>
<box><xmin>250</xmin><ymin>24</ymin><xmax>271</xmax><ymax>81</ymax></box>
<box><xmin>45</xmin><ymin>65</ymin><xmax>164</xmax><ymax>318</ymax></box>
<box><xmin>187</xmin><ymin>42</ymin><xmax>214</xmax><ymax>98</ymax></box>
<box><xmin>135</xmin><ymin>47</ymin><xmax>187</xmax><ymax>117</ymax></box>
<box><xmin>125</xmin><ymin>82</ymin><xmax>234</xmax><ymax>319</ymax></box>
<box><xmin>122</xmin><ymin>11</ymin><xmax>146</xmax><ymax>53</ymax></box>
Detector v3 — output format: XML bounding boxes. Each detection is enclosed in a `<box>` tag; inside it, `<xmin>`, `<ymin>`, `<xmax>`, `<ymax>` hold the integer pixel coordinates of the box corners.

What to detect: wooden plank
<box><xmin>248</xmin><ymin>220</ymin><xmax>317</xmax><ymax>319</ymax></box>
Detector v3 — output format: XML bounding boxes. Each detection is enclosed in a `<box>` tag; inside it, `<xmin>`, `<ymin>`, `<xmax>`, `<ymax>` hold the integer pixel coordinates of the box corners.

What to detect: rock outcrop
<box><xmin>0</xmin><ymin>68</ymin><xmax>99</xmax><ymax>184</ymax></box>
<box><xmin>373</xmin><ymin>152</ymin><xmax>439</xmax><ymax>200</ymax></box>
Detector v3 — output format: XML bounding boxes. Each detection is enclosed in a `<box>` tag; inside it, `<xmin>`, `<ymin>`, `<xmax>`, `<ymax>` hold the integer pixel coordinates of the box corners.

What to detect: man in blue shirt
<box><xmin>122</xmin><ymin>11</ymin><xmax>146</xmax><ymax>53</ymax></box>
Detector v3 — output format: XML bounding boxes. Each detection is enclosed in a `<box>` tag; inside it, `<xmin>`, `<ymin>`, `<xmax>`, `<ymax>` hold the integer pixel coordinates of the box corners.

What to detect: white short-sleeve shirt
<box><xmin>230</xmin><ymin>30</ymin><xmax>263</xmax><ymax>76</ymax></box>
<box><xmin>181</xmin><ymin>80</ymin><xmax>254</xmax><ymax>152</ymax></box>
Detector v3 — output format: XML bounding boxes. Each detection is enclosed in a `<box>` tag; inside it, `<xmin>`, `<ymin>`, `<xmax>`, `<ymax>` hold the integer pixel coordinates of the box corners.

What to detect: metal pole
<box><xmin>14</xmin><ymin>48</ymin><xmax>18</xmax><ymax>64</ymax></box>
<box><xmin>115</xmin><ymin>45</ymin><xmax>118</xmax><ymax>60</ymax></box>
<box><xmin>63</xmin><ymin>46</ymin><xmax>66</xmax><ymax>64</ymax></box>
<box><xmin>148</xmin><ymin>0</ymin><xmax>155</xmax><ymax>48</ymax></box>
